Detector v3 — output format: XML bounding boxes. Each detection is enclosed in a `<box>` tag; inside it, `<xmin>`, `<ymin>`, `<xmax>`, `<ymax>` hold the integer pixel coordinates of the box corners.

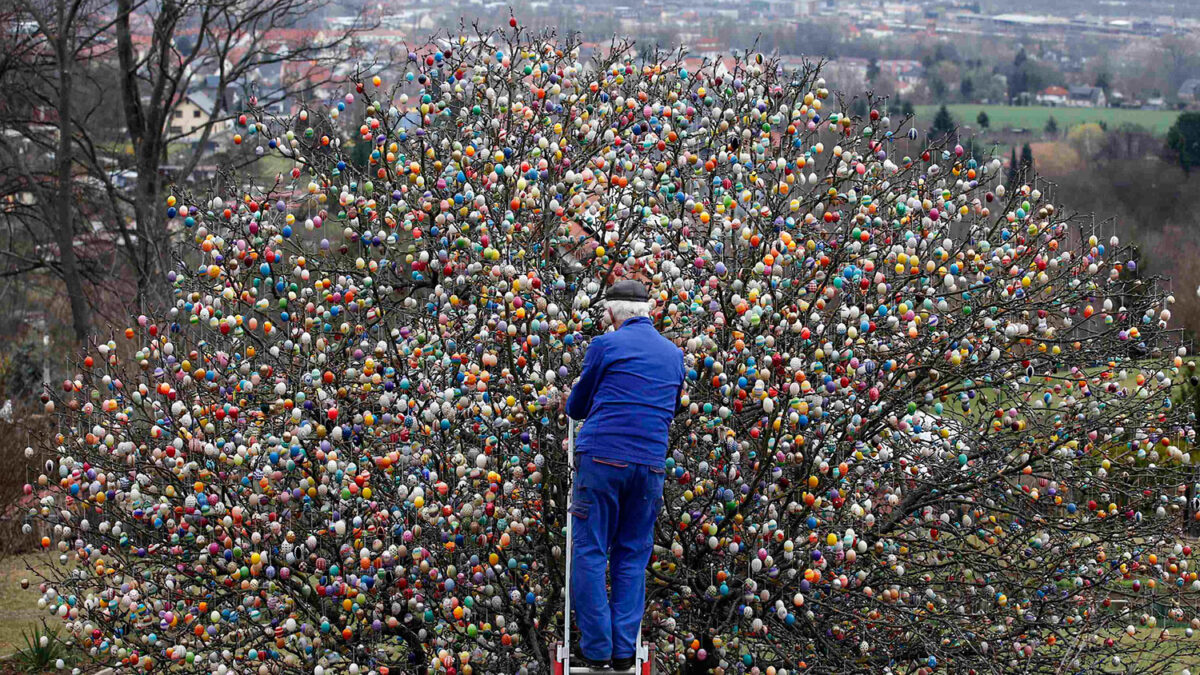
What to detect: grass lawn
<box><xmin>254</xmin><ymin>153</ymin><xmax>298</xmax><ymax>181</ymax></box>
<box><xmin>913</xmin><ymin>104</ymin><xmax>1182</xmax><ymax>136</ymax></box>
<box><xmin>0</xmin><ymin>553</ymin><xmax>58</xmax><ymax>656</ymax></box>
<box><xmin>1114</xmin><ymin>627</ymin><xmax>1200</xmax><ymax>671</ymax></box>
<box><xmin>930</xmin><ymin>361</ymin><xmax>1163</xmax><ymax>429</ymax></box>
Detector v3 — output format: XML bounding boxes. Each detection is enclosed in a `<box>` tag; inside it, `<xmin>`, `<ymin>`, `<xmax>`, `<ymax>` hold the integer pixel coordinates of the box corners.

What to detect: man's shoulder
<box><xmin>650</xmin><ymin>333</ymin><xmax>685</xmax><ymax>363</ymax></box>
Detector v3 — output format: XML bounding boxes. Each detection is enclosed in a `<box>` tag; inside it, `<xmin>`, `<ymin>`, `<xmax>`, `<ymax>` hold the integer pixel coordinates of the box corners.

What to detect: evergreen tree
<box><xmin>1166</xmin><ymin>111</ymin><xmax>1200</xmax><ymax>173</ymax></box>
<box><xmin>1007</xmin><ymin>146</ymin><xmax>1019</xmax><ymax>185</ymax></box>
<box><xmin>929</xmin><ymin>104</ymin><xmax>957</xmax><ymax>143</ymax></box>
<box><xmin>350</xmin><ymin>141</ymin><xmax>372</xmax><ymax>168</ymax></box>
<box><xmin>1010</xmin><ymin>48</ymin><xmax>1029</xmax><ymax>99</ymax></box>
<box><xmin>1020</xmin><ymin>141</ymin><xmax>1035</xmax><ymax>171</ymax></box>
<box><xmin>977</xmin><ymin>110</ymin><xmax>990</xmax><ymax>129</ymax></box>
<box><xmin>960</xmin><ymin>77</ymin><xmax>974</xmax><ymax>101</ymax></box>
<box><xmin>1044</xmin><ymin>115</ymin><xmax>1059</xmax><ymax>137</ymax></box>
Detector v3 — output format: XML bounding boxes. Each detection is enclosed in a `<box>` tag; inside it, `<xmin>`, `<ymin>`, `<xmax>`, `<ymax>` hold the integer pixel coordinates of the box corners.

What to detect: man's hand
<box><xmin>545</xmin><ymin>389</ymin><xmax>568</xmax><ymax>411</ymax></box>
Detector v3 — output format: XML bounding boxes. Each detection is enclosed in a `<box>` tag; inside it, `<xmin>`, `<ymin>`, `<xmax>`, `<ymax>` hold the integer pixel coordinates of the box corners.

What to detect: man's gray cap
<box><xmin>603</xmin><ymin>280</ymin><xmax>649</xmax><ymax>302</ymax></box>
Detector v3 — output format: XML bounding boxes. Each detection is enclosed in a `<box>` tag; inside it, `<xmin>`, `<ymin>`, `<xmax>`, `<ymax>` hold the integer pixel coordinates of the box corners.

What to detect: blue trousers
<box><xmin>570</xmin><ymin>454</ymin><xmax>665</xmax><ymax>661</ymax></box>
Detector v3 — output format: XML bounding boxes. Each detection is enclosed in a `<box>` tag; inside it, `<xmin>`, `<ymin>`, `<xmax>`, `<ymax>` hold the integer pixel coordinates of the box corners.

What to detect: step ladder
<box><xmin>551</xmin><ymin>420</ymin><xmax>655</xmax><ymax>675</ymax></box>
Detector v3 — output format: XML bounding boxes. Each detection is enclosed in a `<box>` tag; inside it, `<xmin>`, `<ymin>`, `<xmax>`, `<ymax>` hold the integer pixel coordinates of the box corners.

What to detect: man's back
<box><xmin>563</xmin><ymin>288</ymin><xmax>683</xmax><ymax>669</ymax></box>
<box><xmin>565</xmin><ymin>315</ymin><xmax>685</xmax><ymax>467</ymax></box>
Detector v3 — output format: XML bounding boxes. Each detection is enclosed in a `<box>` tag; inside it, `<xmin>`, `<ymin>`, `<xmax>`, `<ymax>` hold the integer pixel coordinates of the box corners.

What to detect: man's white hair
<box><xmin>604</xmin><ymin>299</ymin><xmax>651</xmax><ymax>325</ymax></box>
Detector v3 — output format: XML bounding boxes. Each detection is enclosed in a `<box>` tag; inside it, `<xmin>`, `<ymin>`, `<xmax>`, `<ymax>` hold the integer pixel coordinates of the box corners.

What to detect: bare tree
<box><xmin>112</xmin><ymin>0</ymin><xmax>374</xmax><ymax>308</ymax></box>
<box><xmin>0</xmin><ymin>0</ymin><xmax>118</xmax><ymax>344</ymax></box>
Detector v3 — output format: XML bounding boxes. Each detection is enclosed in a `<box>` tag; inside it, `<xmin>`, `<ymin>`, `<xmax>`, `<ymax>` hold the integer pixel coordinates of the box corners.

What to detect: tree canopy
<box><xmin>19</xmin><ymin>23</ymin><xmax>1199</xmax><ymax>675</ymax></box>
<box><xmin>1167</xmin><ymin>112</ymin><xmax>1200</xmax><ymax>173</ymax></box>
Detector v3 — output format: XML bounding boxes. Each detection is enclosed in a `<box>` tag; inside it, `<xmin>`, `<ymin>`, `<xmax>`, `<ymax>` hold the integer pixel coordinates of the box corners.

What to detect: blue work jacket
<box><xmin>565</xmin><ymin>316</ymin><xmax>686</xmax><ymax>467</ymax></box>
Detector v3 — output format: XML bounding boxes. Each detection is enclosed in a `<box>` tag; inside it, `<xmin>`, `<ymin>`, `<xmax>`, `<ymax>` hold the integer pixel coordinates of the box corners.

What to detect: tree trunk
<box><xmin>116</xmin><ymin>0</ymin><xmax>161</xmax><ymax>310</ymax></box>
<box><xmin>51</xmin><ymin>15</ymin><xmax>90</xmax><ymax>345</ymax></box>
<box><xmin>133</xmin><ymin>155</ymin><xmax>167</xmax><ymax>310</ymax></box>
<box><xmin>133</xmin><ymin>185</ymin><xmax>154</xmax><ymax>310</ymax></box>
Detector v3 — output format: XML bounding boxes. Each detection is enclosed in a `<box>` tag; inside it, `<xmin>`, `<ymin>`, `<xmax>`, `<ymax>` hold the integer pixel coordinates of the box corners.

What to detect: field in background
<box><xmin>0</xmin><ymin>553</ymin><xmax>55</xmax><ymax>655</ymax></box>
<box><xmin>913</xmin><ymin>104</ymin><xmax>1181</xmax><ymax>136</ymax></box>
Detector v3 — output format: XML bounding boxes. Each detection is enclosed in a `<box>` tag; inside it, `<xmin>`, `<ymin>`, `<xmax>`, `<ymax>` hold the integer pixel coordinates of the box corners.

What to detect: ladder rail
<box><xmin>558</xmin><ymin>418</ymin><xmax>653</xmax><ymax>674</ymax></box>
<box><xmin>561</xmin><ymin>420</ymin><xmax>575</xmax><ymax>670</ymax></box>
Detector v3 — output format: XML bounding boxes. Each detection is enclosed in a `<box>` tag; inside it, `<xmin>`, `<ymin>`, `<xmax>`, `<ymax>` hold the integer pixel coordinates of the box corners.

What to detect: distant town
<box><xmin>126</xmin><ymin>0</ymin><xmax>1200</xmax><ymax>154</ymax></box>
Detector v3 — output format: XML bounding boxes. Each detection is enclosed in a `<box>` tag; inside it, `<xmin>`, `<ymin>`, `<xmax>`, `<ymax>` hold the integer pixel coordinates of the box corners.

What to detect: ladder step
<box><xmin>568</xmin><ymin>669</ymin><xmax>637</xmax><ymax>675</ymax></box>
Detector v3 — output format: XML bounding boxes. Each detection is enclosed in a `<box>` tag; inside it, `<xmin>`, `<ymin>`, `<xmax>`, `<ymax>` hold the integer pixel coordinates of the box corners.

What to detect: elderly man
<box><xmin>564</xmin><ymin>280</ymin><xmax>686</xmax><ymax>671</ymax></box>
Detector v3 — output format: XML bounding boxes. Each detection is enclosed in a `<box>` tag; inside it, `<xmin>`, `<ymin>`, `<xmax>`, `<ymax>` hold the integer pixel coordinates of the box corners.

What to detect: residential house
<box><xmin>196</xmin><ymin>74</ymin><xmax>238</xmax><ymax>111</ymax></box>
<box><xmin>1067</xmin><ymin>85</ymin><xmax>1106</xmax><ymax>108</ymax></box>
<box><xmin>879</xmin><ymin>59</ymin><xmax>924</xmax><ymax>95</ymax></box>
<box><xmin>1036</xmin><ymin>86</ymin><xmax>1069</xmax><ymax>106</ymax></box>
<box><xmin>1178</xmin><ymin>79</ymin><xmax>1200</xmax><ymax>103</ymax></box>
<box><xmin>691</xmin><ymin>36</ymin><xmax>724</xmax><ymax>59</ymax></box>
<box><xmin>823</xmin><ymin>57</ymin><xmax>870</xmax><ymax>90</ymax></box>
<box><xmin>680</xmin><ymin>56</ymin><xmax>738</xmax><ymax>81</ymax></box>
<box><xmin>168</xmin><ymin>91</ymin><xmax>229</xmax><ymax>141</ymax></box>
